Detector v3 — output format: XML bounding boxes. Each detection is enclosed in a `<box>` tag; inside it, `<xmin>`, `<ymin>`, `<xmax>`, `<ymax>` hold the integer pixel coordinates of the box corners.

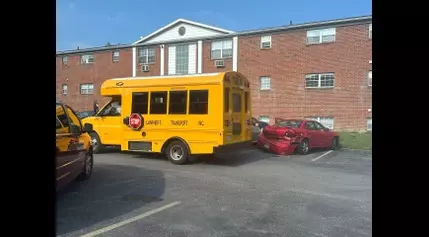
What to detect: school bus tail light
<box><xmin>224</xmin><ymin>120</ymin><xmax>231</xmax><ymax>127</ymax></box>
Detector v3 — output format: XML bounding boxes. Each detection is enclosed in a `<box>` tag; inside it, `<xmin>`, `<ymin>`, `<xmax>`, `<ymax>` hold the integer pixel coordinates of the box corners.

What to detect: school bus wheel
<box><xmin>165</xmin><ymin>140</ymin><xmax>189</xmax><ymax>165</ymax></box>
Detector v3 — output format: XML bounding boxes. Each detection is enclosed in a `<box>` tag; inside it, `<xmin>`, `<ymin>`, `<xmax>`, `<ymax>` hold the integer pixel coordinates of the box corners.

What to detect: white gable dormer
<box><xmin>133</xmin><ymin>19</ymin><xmax>234</xmax><ymax>45</ymax></box>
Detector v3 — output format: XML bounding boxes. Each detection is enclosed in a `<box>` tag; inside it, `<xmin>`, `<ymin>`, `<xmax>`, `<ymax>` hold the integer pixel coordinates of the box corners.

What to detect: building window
<box><xmin>260</xmin><ymin>35</ymin><xmax>272</xmax><ymax>49</ymax></box>
<box><xmin>366</xmin><ymin>117</ymin><xmax>372</xmax><ymax>131</ymax></box>
<box><xmin>368</xmin><ymin>70</ymin><xmax>372</xmax><ymax>87</ymax></box>
<box><xmin>62</xmin><ymin>56</ymin><xmax>68</xmax><ymax>65</ymax></box>
<box><xmin>80</xmin><ymin>83</ymin><xmax>94</xmax><ymax>95</ymax></box>
<box><xmin>305</xmin><ymin>73</ymin><xmax>335</xmax><ymax>89</ymax></box>
<box><xmin>211</xmin><ymin>39</ymin><xmax>233</xmax><ymax>59</ymax></box>
<box><xmin>112</xmin><ymin>51</ymin><xmax>120</xmax><ymax>62</ymax></box>
<box><xmin>260</xmin><ymin>76</ymin><xmax>271</xmax><ymax>90</ymax></box>
<box><xmin>305</xmin><ymin>116</ymin><xmax>335</xmax><ymax>129</ymax></box>
<box><xmin>306</xmin><ymin>28</ymin><xmax>336</xmax><ymax>44</ymax></box>
<box><xmin>62</xmin><ymin>84</ymin><xmax>68</xmax><ymax>95</ymax></box>
<box><xmin>176</xmin><ymin>44</ymin><xmax>189</xmax><ymax>74</ymax></box>
<box><xmin>138</xmin><ymin>47</ymin><xmax>155</xmax><ymax>64</ymax></box>
<box><xmin>369</xmin><ymin>24</ymin><xmax>372</xmax><ymax>39</ymax></box>
<box><xmin>80</xmin><ymin>54</ymin><xmax>95</xmax><ymax>64</ymax></box>
<box><xmin>259</xmin><ymin>116</ymin><xmax>270</xmax><ymax>124</ymax></box>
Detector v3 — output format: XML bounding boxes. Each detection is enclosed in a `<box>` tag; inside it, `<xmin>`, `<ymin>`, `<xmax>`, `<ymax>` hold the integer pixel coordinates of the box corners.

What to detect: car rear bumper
<box><xmin>257</xmin><ymin>135</ymin><xmax>298</xmax><ymax>155</ymax></box>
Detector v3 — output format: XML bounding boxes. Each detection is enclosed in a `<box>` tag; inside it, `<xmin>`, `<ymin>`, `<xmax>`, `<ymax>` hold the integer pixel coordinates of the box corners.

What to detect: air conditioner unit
<box><xmin>215</xmin><ymin>60</ymin><xmax>225</xmax><ymax>68</ymax></box>
<box><xmin>141</xmin><ymin>64</ymin><xmax>149</xmax><ymax>72</ymax></box>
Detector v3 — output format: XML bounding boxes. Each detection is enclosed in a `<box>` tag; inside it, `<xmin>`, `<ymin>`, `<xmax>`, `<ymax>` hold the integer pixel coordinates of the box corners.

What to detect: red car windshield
<box><xmin>274</xmin><ymin>119</ymin><xmax>303</xmax><ymax>128</ymax></box>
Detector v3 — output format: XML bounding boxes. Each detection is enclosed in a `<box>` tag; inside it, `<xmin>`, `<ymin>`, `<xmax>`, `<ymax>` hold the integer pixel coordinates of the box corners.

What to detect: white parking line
<box><xmin>311</xmin><ymin>150</ymin><xmax>334</xmax><ymax>162</ymax></box>
<box><xmin>79</xmin><ymin>201</ymin><xmax>181</xmax><ymax>237</ymax></box>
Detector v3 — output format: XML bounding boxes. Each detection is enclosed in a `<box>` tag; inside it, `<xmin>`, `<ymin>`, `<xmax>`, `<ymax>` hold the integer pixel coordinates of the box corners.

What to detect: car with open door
<box><xmin>56</xmin><ymin>101</ymin><xmax>94</xmax><ymax>191</ymax></box>
<box><xmin>257</xmin><ymin>118</ymin><xmax>339</xmax><ymax>155</ymax></box>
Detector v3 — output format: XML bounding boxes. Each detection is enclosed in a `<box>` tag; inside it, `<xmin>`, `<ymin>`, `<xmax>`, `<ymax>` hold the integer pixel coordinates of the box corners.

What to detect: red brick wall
<box><xmin>56</xmin><ymin>48</ymin><xmax>133</xmax><ymax>110</ymax></box>
<box><xmin>238</xmin><ymin>24</ymin><xmax>372</xmax><ymax>131</ymax></box>
<box><xmin>202</xmin><ymin>40</ymin><xmax>233</xmax><ymax>72</ymax></box>
<box><xmin>56</xmin><ymin>22</ymin><xmax>372</xmax><ymax>130</ymax></box>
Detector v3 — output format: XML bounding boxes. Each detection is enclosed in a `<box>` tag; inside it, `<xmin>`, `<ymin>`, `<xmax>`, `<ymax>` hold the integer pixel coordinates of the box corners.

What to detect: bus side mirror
<box><xmin>123</xmin><ymin>116</ymin><xmax>129</xmax><ymax>125</ymax></box>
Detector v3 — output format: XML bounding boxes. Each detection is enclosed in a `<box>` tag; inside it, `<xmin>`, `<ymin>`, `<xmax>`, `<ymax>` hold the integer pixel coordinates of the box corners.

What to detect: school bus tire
<box><xmin>165</xmin><ymin>140</ymin><xmax>189</xmax><ymax>165</ymax></box>
<box><xmin>90</xmin><ymin>132</ymin><xmax>104</xmax><ymax>154</ymax></box>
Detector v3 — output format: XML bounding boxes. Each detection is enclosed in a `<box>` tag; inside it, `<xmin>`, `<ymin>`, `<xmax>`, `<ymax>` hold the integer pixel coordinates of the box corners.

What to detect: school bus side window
<box><xmin>189</xmin><ymin>90</ymin><xmax>208</xmax><ymax>114</ymax></box>
<box><xmin>224</xmin><ymin>88</ymin><xmax>230</xmax><ymax>112</ymax></box>
<box><xmin>99</xmin><ymin>98</ymin><xmax>121</xmax><ymax>116</ymax></box>
<box><xmin>132</xmin><ymin>92</ymin><xmax>149</xmax><ymax>114</ymax></box>
<box><xmin>150</xmin><ymin>91</ymin><xmax>167</xmax><ymax>114</ymax></box>
<box><xmin>169</xmin><ymin>91</ymin><xmax>187</xmax><ymax>114</ymax></box>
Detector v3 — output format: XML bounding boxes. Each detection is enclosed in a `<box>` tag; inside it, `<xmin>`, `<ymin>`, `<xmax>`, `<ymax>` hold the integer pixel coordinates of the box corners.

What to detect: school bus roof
<box><xmin>100</xmin><ymin>72</ymin><xmax>248</xmax><ymax>96</ymax></box>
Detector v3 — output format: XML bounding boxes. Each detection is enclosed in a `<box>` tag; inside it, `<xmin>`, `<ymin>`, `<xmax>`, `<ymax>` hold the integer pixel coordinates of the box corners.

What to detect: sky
<box><xmin>56</xmin><ymin>0</ymin><xmax>372</xmax><ymax>51</ymax></box>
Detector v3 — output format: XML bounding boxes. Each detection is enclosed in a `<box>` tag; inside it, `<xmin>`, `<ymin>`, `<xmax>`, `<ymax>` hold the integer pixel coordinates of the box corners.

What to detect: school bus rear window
<box><xmin>189</xmin><ymin>90</ymin><xmax>208</xmax><ymax>114</ymax></box>
<box><xmin>245</xmin><ymin>92</ymin><xmax>249</xmax><ymax>112</ymax></box>
<box><xmin>232</xmin><ymin>93</ymin><xmax>241</xmax><ymax>112</ymax></box>
<box><xmin>132</xmin><ymin>92</ymin><xmax>149</xmax><ymax>114</ymax></box>
<box><xmin>169</xmin><ymin>91</ymin><xmax>187</xmax><ymax>114</ymax></box>
<box><xmin>150</xmin><ymin>91</ymin><xmax>167</xmax><ymax>114</ymax></box>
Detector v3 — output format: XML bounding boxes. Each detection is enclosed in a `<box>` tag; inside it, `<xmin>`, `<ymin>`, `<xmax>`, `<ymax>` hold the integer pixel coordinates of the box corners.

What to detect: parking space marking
<box><xmin>311</xmin><ymin>150</ymin><xmax>333</xmax><ymax>162</ymax></box>
<box><xmin>79</xmin><ymin>201</ymin><xmax>181</xmax><ymax>237</ymax></box>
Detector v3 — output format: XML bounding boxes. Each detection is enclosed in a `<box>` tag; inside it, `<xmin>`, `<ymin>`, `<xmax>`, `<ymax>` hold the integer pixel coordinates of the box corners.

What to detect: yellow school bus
<box><xmin>82</xmin><ymin>72</ymin><xmax>252</xmax><ymax>164</ymax></box>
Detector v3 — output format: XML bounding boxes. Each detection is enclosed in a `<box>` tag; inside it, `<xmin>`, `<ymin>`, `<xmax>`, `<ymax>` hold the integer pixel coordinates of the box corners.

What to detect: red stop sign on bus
<box><xmin>128</xmin><ymin>113</ymin><xmax>143</xmax><ymax>130</ymax></box>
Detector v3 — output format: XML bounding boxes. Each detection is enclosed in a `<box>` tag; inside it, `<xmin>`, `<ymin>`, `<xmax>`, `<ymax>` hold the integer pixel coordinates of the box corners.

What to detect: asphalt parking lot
<box><xmin>57</xmin><ymin>146</ymin><xmax>372</xmax><ymax>237</ymax></box>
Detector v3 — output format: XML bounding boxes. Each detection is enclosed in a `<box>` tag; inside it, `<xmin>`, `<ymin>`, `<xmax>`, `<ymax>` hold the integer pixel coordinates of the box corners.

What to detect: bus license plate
<box><xmin>264</xmin><ymin>144</ymin><xmax>269</xmax><ymax>149</ymax></box>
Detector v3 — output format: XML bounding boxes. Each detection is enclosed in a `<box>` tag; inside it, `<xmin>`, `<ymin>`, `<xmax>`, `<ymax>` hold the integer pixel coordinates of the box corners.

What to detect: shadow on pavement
<box><xmin>56</xmin><ymin>164</ymin><xmax>165</xmax><ymax>236</ymax></box>
<box><xmin>193</xmin><ymin>147</ymin><xmax>281</xmax><ymax>167</ymax></box>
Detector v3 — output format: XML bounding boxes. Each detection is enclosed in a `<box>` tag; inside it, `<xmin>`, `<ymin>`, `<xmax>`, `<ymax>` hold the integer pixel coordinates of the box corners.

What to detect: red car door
<box><xmin>314</xmin><ymin>121</ymin><xmax>332</xmax><ymax>147</ymax></box>
<box><xmin>303</xmin><ymin>121</ymin><xmax>322</xmax><ymax>147</ymax></box>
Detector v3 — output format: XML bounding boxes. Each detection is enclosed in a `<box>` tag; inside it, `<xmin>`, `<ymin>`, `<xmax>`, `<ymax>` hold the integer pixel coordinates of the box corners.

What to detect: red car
<box><xmin>257</xmin><ymin>118</ymin><xmax>339</xmax><ymax>155</ymax></box>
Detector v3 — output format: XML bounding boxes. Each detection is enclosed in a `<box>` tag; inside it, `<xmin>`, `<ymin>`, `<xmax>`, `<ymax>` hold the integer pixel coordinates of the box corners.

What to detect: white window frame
<box><xmin>366</xmin><ymin>117</ymin><xmax>372</xmax><ymax>131</ymax></box>
<box><xmin>62</xmin><ymin>56</ymin><xmax>68</xmax><ymax>65</ymax></box>
<box><xmin>260</xmin><ymin>76</ymin><xmax>271</xmax><ymax>90</ymax></box>
<box><xmin>260</xmin><ymin>35</ymin><xmax>272</xmax><ymax>49</ymax></box>
<box><xmin>62</xmin><ymin>84</ymin><xmax>68</xmax><ymax>95</ymax></box>
<box><xmin>138</xmin><ymin>47</ymin><xmax>155</xmax><ymax>64</ymax></box>
<box><xmin>305</xmin><ymin>116</ymin><xmax>335</xmax><ymax>129</ymax></box>
<box><xmin>80</xmin><ymin>83</ymin><xmax>94</xmax><ymax>95</ymax></box>
<box><xmin>306</xmin><ymin>28</ymin><xmax>336</xmax><ymax>44</ymax></box>
<box><xmin>305</xmin><ymin>73</ymin><xmax>335</xmax><ymax>89</ymax></box>
<box><xmin>211</xmin><ymin>39</ymin><xmax>233</xmax><ymax>59</ymax></box>
<box><xmin>368</xmin><ymin>70</ymin><xmax>372</xmax><ymax>87</ymax></box>
<box><xmin>112</xmin><ymin>51</ymin><xmax>120</xmax><ymax>62</ymax></box>
<box><xmin>259</xmin><ymin>116</ymin><xmax>270</xmax><ymax>124</ymax></box>
<box><xmin>369</xmin><ymin>23</ymin><xmax>372</xmax><ymax>39</ymax></box>
<box><xmin>80</xmin><ymin>54</ymin><xmax>95</xmax><ymax>64</ymax></box>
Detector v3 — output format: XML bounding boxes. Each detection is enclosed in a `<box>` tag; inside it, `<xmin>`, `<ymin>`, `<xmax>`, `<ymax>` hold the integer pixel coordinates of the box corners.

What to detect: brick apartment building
<box><xmin>56</xmin><ymin>15</ymin><xmax>372</xmax><ymax>131</ymax></box>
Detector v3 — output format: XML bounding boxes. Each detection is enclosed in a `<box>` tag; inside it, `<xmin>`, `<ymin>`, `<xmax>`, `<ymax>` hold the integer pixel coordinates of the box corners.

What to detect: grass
<box><xmin>338</xmin><ymin>132</ymin><xmax>372</xmax><ymax>150</ymax></box>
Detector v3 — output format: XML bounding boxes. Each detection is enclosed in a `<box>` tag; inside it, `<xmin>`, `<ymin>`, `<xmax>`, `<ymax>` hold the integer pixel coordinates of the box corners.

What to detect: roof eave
<box><xmin>57</xmin><ymin>15</ymin><xmax>371</xmax><ymax>56</ymax></box>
